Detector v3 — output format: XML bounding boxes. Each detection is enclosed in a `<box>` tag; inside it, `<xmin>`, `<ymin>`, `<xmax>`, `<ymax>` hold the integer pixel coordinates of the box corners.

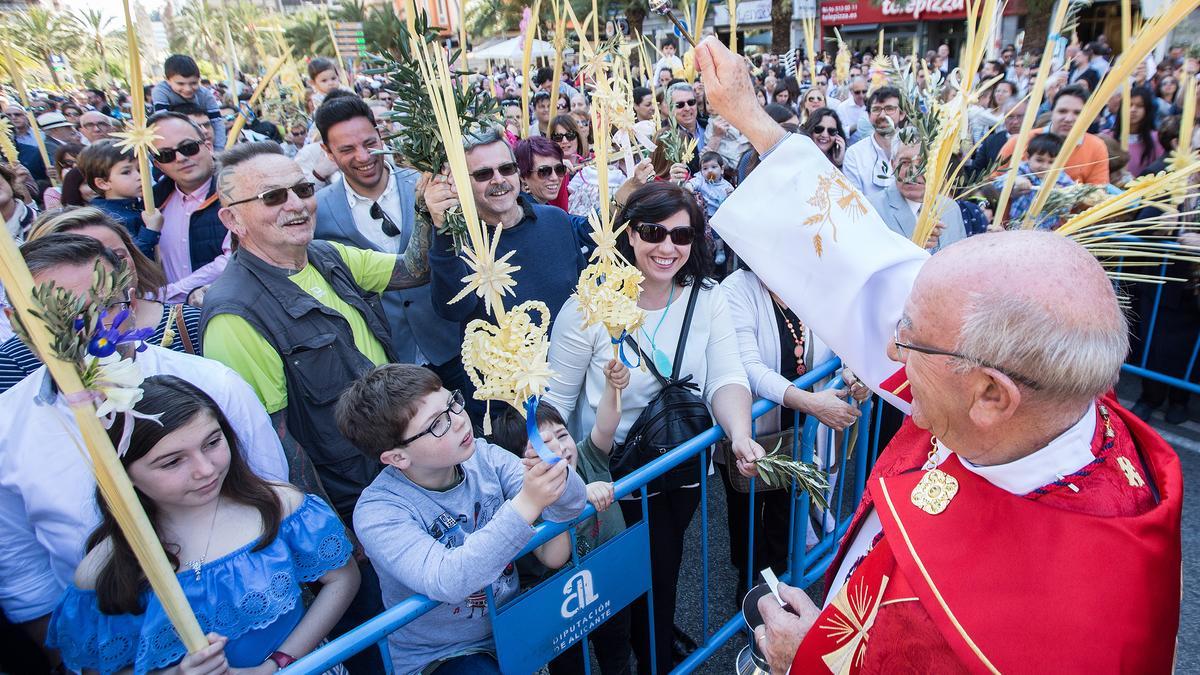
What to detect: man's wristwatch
<box><xmin>268</xmin><ymin>651</ymin><xmax>296</xmax><ymax>670</ymax></box>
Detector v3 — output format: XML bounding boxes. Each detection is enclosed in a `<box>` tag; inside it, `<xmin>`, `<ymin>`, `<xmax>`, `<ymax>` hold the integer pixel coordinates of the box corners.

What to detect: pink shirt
<box><xmin>159</xmin><ymin>182</ymin><xmax>231</xmax><ymax>303</ymax></box>
<box><xmin>159</xmin><ymin>183</ymin><xmax>210</xmax><ymax>284</ymax></box>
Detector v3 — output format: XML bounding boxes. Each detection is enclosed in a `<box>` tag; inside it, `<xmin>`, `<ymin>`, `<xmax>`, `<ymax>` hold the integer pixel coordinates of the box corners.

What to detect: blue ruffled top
<box><xmin>47</xmin><ymin>494</ymin><xmax>352</xmax><ymax>675</ymax></box>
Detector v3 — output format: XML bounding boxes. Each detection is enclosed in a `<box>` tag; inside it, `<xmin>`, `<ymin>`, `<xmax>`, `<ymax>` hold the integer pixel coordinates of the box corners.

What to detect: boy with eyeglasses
<box><xmin>344</xmin><ymin>364</ymin><xmax>586</xmax><ymax>675</ymax></box>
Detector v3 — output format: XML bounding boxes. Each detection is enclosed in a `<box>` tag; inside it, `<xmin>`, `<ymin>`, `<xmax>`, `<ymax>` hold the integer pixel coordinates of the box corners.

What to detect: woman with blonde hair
<box><xmin>0</xmin><ymin>207</ymin><xmax>203</xmax><ymax>393</ymax></box>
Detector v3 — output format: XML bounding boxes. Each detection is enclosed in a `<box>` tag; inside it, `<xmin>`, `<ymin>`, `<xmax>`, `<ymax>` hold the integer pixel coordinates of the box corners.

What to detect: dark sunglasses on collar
<box><xmin>673</xmin><ymin>99</ymin><xmax>697</xmax><ymax>109</ymax></box>
<box><xmin>226</xmin><ymin>181</ymin><xmax>316</xmax><ymax>207</ymax></box>
<box><xmin>155</xmin><ymin>139</ymin><xmax>204</xmax><ymax>163</ymax></box>
<box><xmin>551</xmin><ymin>131</ymin><xmax>578</xmax><ymax>142</ymax></box>
<box><xmin>632</xmin><ymin>222</ymin><xmax>695</xmax><ymax>245</ymax></box>
<box><xmin>370</xmin><ymin>202</ymin><xmax>401</xmax><ymax>237</ymax></box>
<box><xmin>469</xmin><ymin>162</ymin><xmax>519</xmax><ymax>182</ymax></box>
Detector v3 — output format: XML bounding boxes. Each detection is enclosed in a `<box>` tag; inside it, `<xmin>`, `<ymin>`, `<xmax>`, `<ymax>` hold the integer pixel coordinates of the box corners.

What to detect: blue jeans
<box><xmin>432</xmin><ymin>652</ymin><xmax>501</xmax><ymax>674</ymax></box>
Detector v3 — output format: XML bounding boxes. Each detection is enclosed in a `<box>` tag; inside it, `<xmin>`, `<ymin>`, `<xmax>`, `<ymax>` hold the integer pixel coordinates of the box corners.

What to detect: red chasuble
<box><xmin>791</xmin><ymin>394</ymin><xmax>1182</xmax><ymax>674</ymax></box>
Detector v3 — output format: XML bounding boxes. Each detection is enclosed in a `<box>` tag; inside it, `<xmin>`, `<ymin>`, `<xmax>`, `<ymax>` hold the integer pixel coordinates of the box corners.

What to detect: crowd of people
<box><xmin>0</xmin><ymin>25</ymin><xmax>1195</xmax><ymax>675</ymax></box>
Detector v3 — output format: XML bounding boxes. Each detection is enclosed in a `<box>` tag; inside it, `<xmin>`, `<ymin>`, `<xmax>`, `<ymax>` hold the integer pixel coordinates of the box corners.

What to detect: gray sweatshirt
<box><xmin>354</xmin><ymin>439</ymin><xmax>586</xmax><ymax>674</ymax></box>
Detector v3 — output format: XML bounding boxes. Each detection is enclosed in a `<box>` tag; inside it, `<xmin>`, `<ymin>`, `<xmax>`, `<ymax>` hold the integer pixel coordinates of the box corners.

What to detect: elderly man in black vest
<box><xmin>202</xmin><ymin>141</ymin><xmax>431</xmax><ymax>520</ymax></box>
<box><xmin>201</xmin><ymin>142</ymin><xmax>430</xmax><ymax>674</ymax></box>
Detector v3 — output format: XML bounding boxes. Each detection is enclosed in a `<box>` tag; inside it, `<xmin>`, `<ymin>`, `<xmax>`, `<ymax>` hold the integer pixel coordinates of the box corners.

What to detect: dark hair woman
<box><xmin>46</xmin><ymin>375</ymin><xmax>359</xmax><ymax>674</ymax></box>
<box><xmin>1107</xmin><ymin>86</ymin><xmax>1165</xmax><ymax>177</ymax></box>
<box><xmin>800</xmin><ymin>107</ymin><xmax>848</xmax><ymax>167</ymax></box>
<box><xmin>545</xmin><ymin>182</ymin><xmax>763</xmax><ymax>674</ymax></box>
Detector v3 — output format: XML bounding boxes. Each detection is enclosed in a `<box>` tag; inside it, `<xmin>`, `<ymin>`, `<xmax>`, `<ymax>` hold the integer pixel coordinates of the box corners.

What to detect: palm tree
<box><xmin>173</xmin><ymin>0</ymin><xmax>224</xmax><ymax>67</ymax></box>
<box><xmin>365</xmin><ymin>4</ymin><xmax>406</xmax><ymax>58</ymax></box>
<box><xmin>336</xmin><ymin>0</ymin><xmax>369</xmax><ymax>24</ymax></box>
<box><xmin>72</xmin><ymin>9</ymin><xmax>116</xmax><ymax>89</ymax></box>
<box><xmin>9</xmin><ymin>7</ymin><xmax>81</xmax><ymax>89</ymax></box>
<box><xmin>284</xmin><ymin>11</ymin><xmax>333</xmax><ymax>61</ymax></box>
<box><xmin>770</xmin><ymin>0</ymin><xmax>791</xmax><ymax>53</ymax></box>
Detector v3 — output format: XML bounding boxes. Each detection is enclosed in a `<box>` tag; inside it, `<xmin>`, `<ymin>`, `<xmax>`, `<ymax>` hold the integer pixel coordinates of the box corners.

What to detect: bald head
<box><xmin>914</xmin><ymin>230</ymin><xmax>1127</xmax><ymax>402</ymax></box>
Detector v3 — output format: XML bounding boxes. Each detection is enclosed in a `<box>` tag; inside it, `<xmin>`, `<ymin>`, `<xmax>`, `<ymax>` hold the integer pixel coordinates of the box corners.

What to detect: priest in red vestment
<box><xmin>697</xmin><ymin>37</ymin><xmax>1183</xmax><ymax>674</ymax></box>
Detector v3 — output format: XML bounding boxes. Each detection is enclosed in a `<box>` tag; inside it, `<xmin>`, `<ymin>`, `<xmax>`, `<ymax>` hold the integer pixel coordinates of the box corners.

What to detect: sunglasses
<box><xmin>370</xmin><ymin>202</ymin><xmax>401</xmax><ymax>237</ymax></box>
<box><xmin>535</xmin><ymin>163</ymin><xmax>568</xmax><ymax>179</ymax></box>
<box><xmin>851</xmin><ymin>89</ymin><xmax>867</xmax><ymax>95</ymax></box>
<box><xmin>673</xmin><ymin>99</ymin><xmax>698</xmax><ymax>109</ymax></box>
<box><xmin>155</xmin><ymin>139</ymin><xmax>204</xmax><ymax>163</ymax></box>
<box><xmin>226</xmin><ymin>181</ymin><xmax>316</xmax><ymax>207</ymax></box>
<box><xmin>469</xmin><ymin>162</ymin><xmax>519</xmax><ymax>182</ymax></box>
<box><xmin>557</xmin><ymin>102</ymin><xmax>569</xmax><ymax>109</ymax></box>
<box><xmin>632</xmin><ymin>222</ymin><xmax>695</xmax><ymax>246</ymax></box>
<box><xmin>812</xmin><ymin>125</ymin><xmax>838</xmax><ymax>136</ymax></box>
<box><xmin>551</xmin><ymin>131</ymin><xmax>578</xmax><ymax>142</ymax></box>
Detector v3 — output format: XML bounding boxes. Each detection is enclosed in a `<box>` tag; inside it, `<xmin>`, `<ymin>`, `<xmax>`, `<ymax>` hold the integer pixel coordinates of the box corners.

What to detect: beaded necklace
<box><xmin>772</xmin><ymin>294</ymin><xmax>807</xmax><ymax>376</ymax></box>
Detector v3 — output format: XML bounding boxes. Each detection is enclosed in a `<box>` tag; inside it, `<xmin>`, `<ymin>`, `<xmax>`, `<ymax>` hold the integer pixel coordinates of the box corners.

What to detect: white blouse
<box><xmin>544</xmin><ymin>282</ymin><xmax>750</xmax><ymax>444</ymax></box>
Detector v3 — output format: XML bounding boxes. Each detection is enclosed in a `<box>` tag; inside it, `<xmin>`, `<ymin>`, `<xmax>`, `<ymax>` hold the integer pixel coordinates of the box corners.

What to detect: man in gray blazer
<box><xmin>866</xmin><ymin>144</ymin><xmax>967</xmax><ymax>253</ymax></box>
<box><xmin>312</xmin><ymin>96</ymin><xmax>466</xmax><ymax>391</ymax></box>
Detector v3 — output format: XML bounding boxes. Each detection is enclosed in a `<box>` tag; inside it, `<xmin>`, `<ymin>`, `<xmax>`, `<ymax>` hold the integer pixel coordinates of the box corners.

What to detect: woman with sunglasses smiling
<box><xmin>545</xmin><ymin>182</ymin><xmax>764</xmax><ymax>674</ymax></box>
<box><xmin>550</xmin><ymin>114</ymin><xmax>590</xmax><ymax>170</ymax></box>
<box><xmin>800</xmin><ymin>107</ymin><xmax>848</xmax><ymax>168</ymax></box>
<box><xmin>514</xmin><ymin>136</ymin><xmax>571</xmax><ymax>210</ymax></box>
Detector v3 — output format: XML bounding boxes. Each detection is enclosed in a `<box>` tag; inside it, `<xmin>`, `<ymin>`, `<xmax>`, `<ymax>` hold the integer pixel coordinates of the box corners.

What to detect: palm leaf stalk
<box><xmin>1024</xmin><ymin>0</ymin><xmax>1200</xmax><ymax>224</ymax></box>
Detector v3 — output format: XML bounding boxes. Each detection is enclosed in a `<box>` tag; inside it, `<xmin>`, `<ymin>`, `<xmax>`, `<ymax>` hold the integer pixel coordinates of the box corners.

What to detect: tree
<box><xmin>284</xmin><ymin>11</ymin><xmax>333</xmax><ymax>61</ymax></box>
<box><xmin>173</xmin><ymin>0</ymin><xmax>224</xmax><ymax>67</ymax></box>
<box><xmin>9</xmin><ymin>7</ymin><xmax>81</xmax><ymax>89</ymax></box>
<box><xmin>365</xmin><ymin>4</ymin><xmax>406</xmax><ymax>58</ymax></box>
<box><xmin>770</xmin><ymin>0</ymin><xmax>791</xmax><ymax>54</ymax></box>
<box><xmin>72</xmin><ymin>9</ymin><xmax>117</xmax><ymax>90</ymax></box>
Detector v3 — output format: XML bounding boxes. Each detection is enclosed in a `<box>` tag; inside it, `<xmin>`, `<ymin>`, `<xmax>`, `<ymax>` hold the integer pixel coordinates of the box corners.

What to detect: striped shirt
<box><xmin>0</xmin><ymin>303</ymin><xmax>202</xmax><ymax>394</ymax></box>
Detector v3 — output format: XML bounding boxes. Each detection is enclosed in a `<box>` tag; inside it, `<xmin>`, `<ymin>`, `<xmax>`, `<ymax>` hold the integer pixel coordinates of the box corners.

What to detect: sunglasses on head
<box><xmin>469</xmin><ymin>162</ymin><xmax>519</xmax><ymax>182</ymax></box>
<box><xmin>551</xmin><ymin>131</ymin><xmax>578</xmax><ymax>142</ymax></box>
<box><xmin>226</xmin><ymin>181</ymin><xmax>316</xmax><ymax>207</ymax></box>
<box><xmin>632</xmin><ymin>222</ymin><xmax>695</xmax><ymax>246</ymax></box>
<box><xmin>673</xmin><ymin>99</ymin><xmax>697</xmax><ymax>109</ymax></box>
<box><xmin>155</xmin><ymin>139</ymin><xmax>203</xmax><ymax>163</ymax></box>
<box><xmin>535</xmin><ymin>163</ymin><xmax>568</xmax><ymax>179</ymax></box>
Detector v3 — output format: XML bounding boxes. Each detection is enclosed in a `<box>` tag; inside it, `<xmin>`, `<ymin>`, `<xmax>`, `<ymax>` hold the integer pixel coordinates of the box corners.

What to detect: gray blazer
<box><xmin>867</xmin><ymin>185</ymin><xmax>966</xmax><ymax>253</ymax></box>
<box><xmin>314</xmin><ymin>167</ymin><xmax>460</xmax><ymax>366</ymax></box>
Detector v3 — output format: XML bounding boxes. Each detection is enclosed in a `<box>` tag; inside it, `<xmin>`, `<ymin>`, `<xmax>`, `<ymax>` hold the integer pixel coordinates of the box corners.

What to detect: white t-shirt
<box><xmin>544</xmin><ymin>282</ymin><xmax>749</xmax><ymax>444</ymax></box>
<box><xmin>0</xmin><ymin>345</ymin><xmax>289</xmax><ymax>621</ymax></box>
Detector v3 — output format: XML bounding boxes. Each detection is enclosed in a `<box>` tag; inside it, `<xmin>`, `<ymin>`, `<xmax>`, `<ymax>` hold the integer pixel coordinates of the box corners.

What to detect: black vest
<box><xmin>202</xmin><ymin>241</ymin><xmax>395</xmax><ymax>520</ymax></box>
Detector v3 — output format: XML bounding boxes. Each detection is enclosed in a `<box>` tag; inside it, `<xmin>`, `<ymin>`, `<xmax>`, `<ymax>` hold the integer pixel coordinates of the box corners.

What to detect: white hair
<box><xmin>953</xmin><ymin>292</ymin><xmax>1129</xmax><ymax>401</ymax></box>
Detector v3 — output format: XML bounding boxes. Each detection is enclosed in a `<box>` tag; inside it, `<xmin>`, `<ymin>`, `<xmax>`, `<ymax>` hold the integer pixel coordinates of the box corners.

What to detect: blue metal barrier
<box><xmin>287</xmin><ymin>356</ymin><xmax>878</xmax><ymax>674</ymax></box>
<box><xmin>1119</xmin><ymin>243</ymin><xmax>1200</xmax><ymax>396</ymax></box>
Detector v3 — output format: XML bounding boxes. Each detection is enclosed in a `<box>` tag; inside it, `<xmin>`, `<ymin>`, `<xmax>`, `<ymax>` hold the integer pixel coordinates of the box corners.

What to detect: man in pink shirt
<box><xmin>149</xmin><ymin>111</ymin><xmax>230</xmax><ymax>305</ymax></box>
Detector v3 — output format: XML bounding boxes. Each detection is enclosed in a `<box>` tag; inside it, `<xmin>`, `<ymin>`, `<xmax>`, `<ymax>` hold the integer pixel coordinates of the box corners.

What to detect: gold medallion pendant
<box><xmin>911</xmin><ymin>437</ymin><xmax>958</xmax><ymax>515</ymax></box>
<box><xmin>911</xmin><ymin>468</ymin><xmax>959</xmax><ymax>515</ymax></box>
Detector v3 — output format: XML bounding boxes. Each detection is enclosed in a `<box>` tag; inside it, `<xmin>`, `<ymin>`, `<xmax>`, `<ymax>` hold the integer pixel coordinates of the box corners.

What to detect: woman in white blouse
<box><xmin>720</xmin><ymin>267</ymin><xmax>866</xmax><ymax>596</ymax></box>
<box><xmin>545</xmin><ymin>182</ymin><xmax>764</xmax><ymax>673</ymax></box>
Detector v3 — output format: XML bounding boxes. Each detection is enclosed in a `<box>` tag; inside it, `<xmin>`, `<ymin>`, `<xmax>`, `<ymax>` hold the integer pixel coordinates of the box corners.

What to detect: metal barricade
<box><xmin>288</xmin><ymin>357</ymin><xmax>881</xmax><ymax>674</ymax></box>
<box><xmin>1121</xmin><ymin>249</ymin><xmax>1200</xmax><ymax>396</ymax></box>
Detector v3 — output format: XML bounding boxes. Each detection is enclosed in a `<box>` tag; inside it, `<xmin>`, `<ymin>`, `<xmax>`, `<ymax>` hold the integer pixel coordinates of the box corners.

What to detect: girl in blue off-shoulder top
<box><xmin>47</xmin><ymin>375</ymin><xmax>360</xmax><ymax>675</ymax></box>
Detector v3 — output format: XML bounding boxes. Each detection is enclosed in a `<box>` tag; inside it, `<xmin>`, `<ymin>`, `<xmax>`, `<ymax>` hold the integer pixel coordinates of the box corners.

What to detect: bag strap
<box><xmin>670</xmin><ymin>284</ymin><xmax>701</xmax><ymax>380</ymax></box>
<box><xmin>623</xmin><ymin>333</ymin><xmax>670</xmax><ymax>388</ymax></box>
<box><xmin>173</xmin><ymin>304</ymin><xmax>197</xmax><ymax>355</ymax></box>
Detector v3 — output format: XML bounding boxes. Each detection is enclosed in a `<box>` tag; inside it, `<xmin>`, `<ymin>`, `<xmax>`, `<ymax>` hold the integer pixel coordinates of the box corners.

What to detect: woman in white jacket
<box><xmin>545</xmin><ymin>182</ymin><xmax>763</xmax><ymax>674</ymax></box>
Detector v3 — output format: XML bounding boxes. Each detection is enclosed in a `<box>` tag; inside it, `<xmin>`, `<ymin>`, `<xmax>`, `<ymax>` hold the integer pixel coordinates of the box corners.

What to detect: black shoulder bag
<box><xmin>610</xmin><ymin>285</ymin><xmax>713</xmax><ymax>493</ymax></box>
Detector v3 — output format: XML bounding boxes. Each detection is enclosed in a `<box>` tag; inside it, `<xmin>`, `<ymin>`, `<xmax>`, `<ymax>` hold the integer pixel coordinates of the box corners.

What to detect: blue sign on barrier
<box><xmin>492</xmin><ymin>521</ymin><xmax>651</xmax><ymax>673</ymax></box>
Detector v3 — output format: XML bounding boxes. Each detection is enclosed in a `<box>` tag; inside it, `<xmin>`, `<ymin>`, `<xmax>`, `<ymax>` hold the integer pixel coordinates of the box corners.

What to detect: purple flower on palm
<box><xmin>86</xmin><ymin>308</ymin><xmax>155</xmax><ymax>358</ymax></box>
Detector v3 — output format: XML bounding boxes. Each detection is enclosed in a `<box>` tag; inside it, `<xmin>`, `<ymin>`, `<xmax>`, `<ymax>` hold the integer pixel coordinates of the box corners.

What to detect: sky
<box><xmin>53</xmin><ymin>0</ymin><xmax>167</xmax><ymax>22</ymax></box>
